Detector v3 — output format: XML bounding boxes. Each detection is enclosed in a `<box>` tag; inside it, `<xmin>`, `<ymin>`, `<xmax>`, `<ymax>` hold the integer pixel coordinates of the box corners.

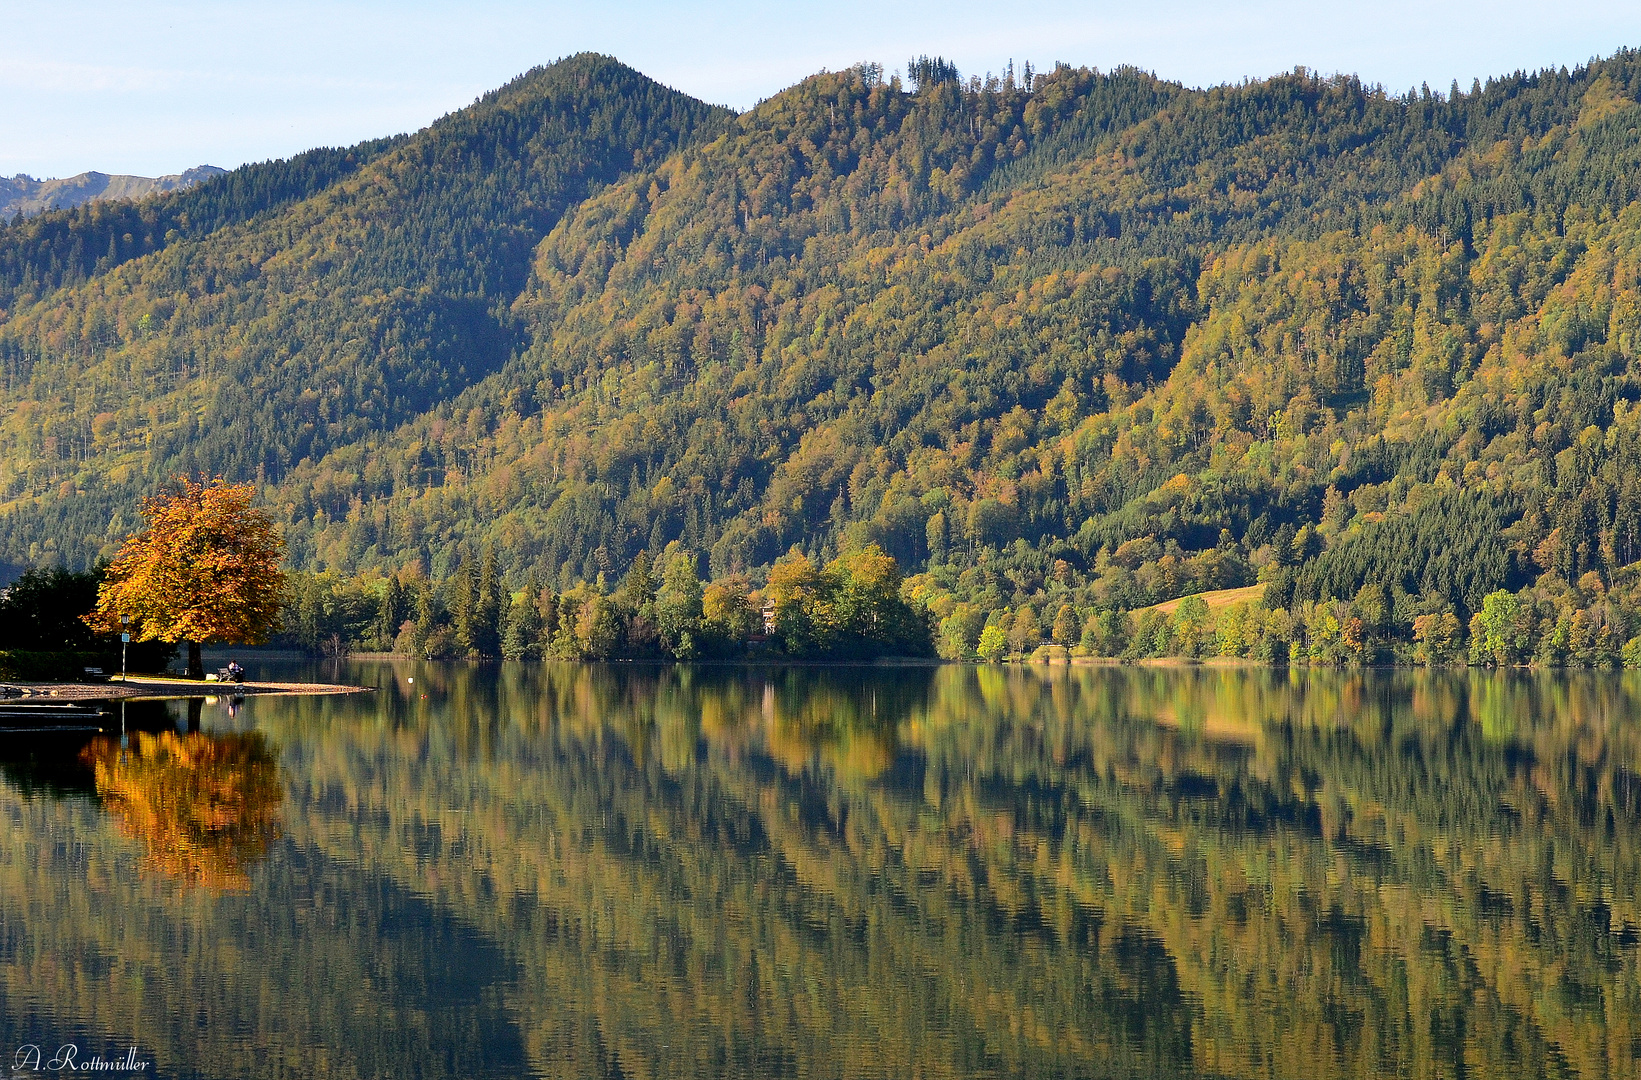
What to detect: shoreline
<box><xmin>2</xmin><ymin>676</ymin><xmax>375</xmax><ymax>702</ymax></box>
<box><xmin>189</xmin><ymin>648</ymin><xmax>1581</xmax><ymax>672</ymax></box>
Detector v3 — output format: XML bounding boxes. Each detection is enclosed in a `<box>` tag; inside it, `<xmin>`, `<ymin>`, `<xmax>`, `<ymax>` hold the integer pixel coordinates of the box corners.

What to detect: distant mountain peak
<box><xmin>0</xmin><ymin>165</ymin><xmax>226</xmax><ymax>220</ymax></box>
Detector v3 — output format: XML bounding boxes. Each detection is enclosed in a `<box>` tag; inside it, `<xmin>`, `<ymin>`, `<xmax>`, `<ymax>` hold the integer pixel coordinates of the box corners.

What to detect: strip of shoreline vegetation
<box><xmin>11</xmin><ymin>540</ymin><xmax>1641</xmax><ymax>669</ymax></box>
<box><xmin>260</xmin><ymin>540</ymin><xmax>1641</xmax><ymax>668</ymax></box>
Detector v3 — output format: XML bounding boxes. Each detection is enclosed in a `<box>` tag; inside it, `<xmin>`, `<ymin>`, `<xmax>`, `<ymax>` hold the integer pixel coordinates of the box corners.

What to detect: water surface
<box><xmin>2</xmin><ymin>663</ymin><xmax>1639</xmax><ymax>1078</ymax></box>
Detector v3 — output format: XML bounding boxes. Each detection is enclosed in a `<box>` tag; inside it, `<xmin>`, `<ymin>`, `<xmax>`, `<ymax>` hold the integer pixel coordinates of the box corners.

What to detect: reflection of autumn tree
<box><xmin>81</xmin><ymin>731</ymin><xmax>282</xmax><ymax>889</ymax></box>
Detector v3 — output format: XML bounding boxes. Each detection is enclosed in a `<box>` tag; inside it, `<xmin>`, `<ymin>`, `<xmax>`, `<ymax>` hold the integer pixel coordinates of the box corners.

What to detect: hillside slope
<box><xmin>7</xmin><ymin>51</ymin><xmax>1641</xmax><ymax>662</ymax></box>
<box><xmin>0</xmin><ymin>53</ymin><xmax>730</xmax><ymax>571</ymax></box>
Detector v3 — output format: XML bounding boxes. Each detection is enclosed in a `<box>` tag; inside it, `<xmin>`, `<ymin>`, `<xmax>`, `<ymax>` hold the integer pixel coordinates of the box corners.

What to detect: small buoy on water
<box><xmin>407</xmin><ymin>677</ymin><xmax>414</xmax><ymax>684</ymax></box>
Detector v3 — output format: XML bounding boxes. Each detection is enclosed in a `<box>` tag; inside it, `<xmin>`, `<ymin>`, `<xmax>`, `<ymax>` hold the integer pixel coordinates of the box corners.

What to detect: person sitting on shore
<box><xmin>226</xmin><ymin>662</ymin><xmax>245</xmax><ymax>684</ymax></box>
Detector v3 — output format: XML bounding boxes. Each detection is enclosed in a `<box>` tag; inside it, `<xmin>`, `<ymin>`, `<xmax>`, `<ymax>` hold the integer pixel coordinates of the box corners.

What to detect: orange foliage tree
<box><xmin>88</xmin><ymin>478</ymin><xmax>285</xmax><ymax>677</ymax></box>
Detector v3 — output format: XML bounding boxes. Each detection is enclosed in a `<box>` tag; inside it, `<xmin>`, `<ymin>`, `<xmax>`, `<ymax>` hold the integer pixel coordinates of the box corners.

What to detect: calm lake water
<box><xmin>2</xmin><ymin>661</ymin><xmax>1639</xmax><ymax>1079</ymax></box>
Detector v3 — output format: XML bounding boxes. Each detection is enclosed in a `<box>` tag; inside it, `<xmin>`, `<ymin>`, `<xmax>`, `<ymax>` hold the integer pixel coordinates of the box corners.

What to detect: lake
<box><xmin>2</xmin><ymin>661</ymin><xmax>1639</xmax><ymax>1079</ymax></box>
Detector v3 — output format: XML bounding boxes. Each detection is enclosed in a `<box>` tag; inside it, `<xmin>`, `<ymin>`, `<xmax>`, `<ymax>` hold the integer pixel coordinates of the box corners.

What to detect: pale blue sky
<box><xmin>6</xmin><ymin>1</ymin><xmax>1640</xmax><ymax>178</ymax></box>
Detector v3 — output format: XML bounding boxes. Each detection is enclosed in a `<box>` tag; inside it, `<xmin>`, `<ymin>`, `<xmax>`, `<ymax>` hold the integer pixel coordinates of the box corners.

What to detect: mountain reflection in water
<box><xmin>1</xmin><ymin>663</ymin><xmax>1639</xmax><ymax>1079</ymax></box>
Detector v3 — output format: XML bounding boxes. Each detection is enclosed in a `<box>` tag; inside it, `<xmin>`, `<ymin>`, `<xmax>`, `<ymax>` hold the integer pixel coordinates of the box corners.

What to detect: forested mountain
<box><xmin>0</xmin><ymin>54</ymin><xmax>730</xmax><ymax>572</ymax></box>
<box><xmin>8</xmin><ymin>49</ymin><xmax>1641</xmax><ymax>661</ymax></box>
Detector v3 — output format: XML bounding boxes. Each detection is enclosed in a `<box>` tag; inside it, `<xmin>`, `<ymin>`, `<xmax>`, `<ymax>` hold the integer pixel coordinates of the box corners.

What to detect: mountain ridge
<box><xmin>0</xmin><ymin>165</ymin><xmax>226</xmax><ymax>221</ymax></box>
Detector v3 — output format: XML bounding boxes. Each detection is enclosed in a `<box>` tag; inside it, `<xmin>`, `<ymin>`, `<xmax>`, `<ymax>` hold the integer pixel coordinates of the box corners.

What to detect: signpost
<box><xmin>120</xmin><ymin>615</ymin><xmax>131</xmax><ymax>680</ymax></box>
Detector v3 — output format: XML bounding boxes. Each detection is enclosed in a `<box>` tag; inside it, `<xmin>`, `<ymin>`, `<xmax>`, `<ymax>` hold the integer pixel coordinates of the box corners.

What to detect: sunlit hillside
<box><xmin>7</xmin><ymin>51</ymin><xmax>1641</xmax><ymax>657</ymax></box>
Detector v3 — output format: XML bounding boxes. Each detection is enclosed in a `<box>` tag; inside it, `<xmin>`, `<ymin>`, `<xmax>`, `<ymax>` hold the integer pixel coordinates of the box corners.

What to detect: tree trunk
<box><xmin>187</xmin><ymin>640</ymin><xmax>204</xmax><ymax>679</ymax></box>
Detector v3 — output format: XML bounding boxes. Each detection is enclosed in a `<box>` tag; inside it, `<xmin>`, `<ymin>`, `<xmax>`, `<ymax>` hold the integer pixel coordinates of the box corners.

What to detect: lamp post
<box><xmin>120</xmin><ymin>615</ymin><xmax>131</xmax><ymax>680</ymax></box>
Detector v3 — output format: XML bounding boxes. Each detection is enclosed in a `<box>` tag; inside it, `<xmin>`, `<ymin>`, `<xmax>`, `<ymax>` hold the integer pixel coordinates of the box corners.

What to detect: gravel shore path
<box><xmin>1</xmin><ymin>678</ymin><xmax>373</xmax><ymax>701</ymax></box>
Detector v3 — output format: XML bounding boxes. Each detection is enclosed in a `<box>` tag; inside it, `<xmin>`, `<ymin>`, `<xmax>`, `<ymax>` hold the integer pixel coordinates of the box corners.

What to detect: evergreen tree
<box><xmin>377</xmin><ymin>576</ymin><xmax>408</xmax><ymax>651</ymax></box>
<box><xmin>501</xmin><ymin>574</ymin><xmax>544</xmax><ymax>661</ymax></box>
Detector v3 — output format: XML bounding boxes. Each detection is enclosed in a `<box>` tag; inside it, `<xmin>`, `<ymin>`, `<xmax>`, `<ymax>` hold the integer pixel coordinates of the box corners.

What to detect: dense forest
<box><xmin>10</xmin><ymin>50</ymin><xmax>1641</xmax><ymax>661</ymax></box>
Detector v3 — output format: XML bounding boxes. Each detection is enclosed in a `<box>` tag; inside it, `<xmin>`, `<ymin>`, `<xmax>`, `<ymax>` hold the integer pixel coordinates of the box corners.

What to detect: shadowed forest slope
<box><xmin>0</xmin><ymin>53</ymin><xmax>730</xmax><ymax>572</ymax></box>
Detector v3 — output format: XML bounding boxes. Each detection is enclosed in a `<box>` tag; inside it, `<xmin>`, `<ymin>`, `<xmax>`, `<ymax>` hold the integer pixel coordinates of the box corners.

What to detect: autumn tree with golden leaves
<box><xmin>89</xmin><ymin>478</ymin><xmax>285</xmax><ymax>678</ymax></box>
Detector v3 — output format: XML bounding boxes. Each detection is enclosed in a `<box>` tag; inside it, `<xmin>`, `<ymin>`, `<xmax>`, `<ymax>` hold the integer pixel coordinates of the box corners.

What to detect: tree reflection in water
<box><xmin>80</xmin><ymin>730</ymin><xmax>281</xmax><ymax>889</ymax></box>
<box><xmin>5</xmin><ymin>665</ymin><xmax>1641</xmax><ymax>1078</ymax></box>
